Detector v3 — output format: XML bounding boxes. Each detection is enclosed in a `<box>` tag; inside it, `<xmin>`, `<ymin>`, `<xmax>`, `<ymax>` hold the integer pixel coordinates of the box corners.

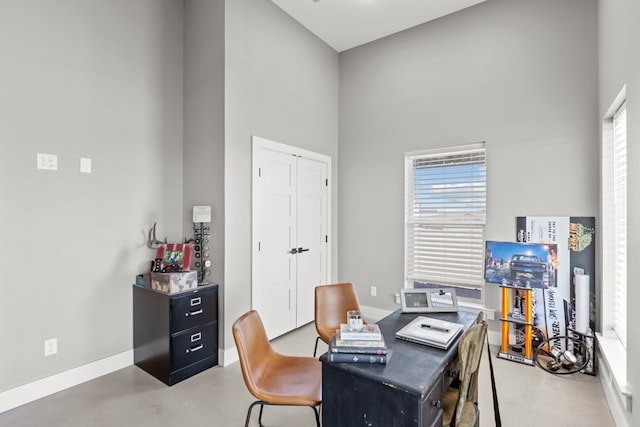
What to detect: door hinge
<box><xmin>258</xmin><ymin>241</ymin><xmax>261</xmax><ymax>251</ymax></box>
<box><xmin>258</xmin><ymin>167</ymin><xmax>261</xmax><ymax>178</ymax></box>
<box><xmin>325</xmin><ymin>235</ymin><xmax>328</xmax><ymax>243</ymax></box>
<box><xmin>325</xmin><ymin>178</ymin><xmax>328</xmax><ymax>186</ymax></box>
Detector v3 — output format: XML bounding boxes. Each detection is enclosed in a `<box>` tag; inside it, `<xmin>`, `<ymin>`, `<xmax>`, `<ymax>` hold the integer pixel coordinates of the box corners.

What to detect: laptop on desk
<box><xmin>395</xmin><ymin>315</ymin><xmax>464</xmax><ymax>350</ymax></box>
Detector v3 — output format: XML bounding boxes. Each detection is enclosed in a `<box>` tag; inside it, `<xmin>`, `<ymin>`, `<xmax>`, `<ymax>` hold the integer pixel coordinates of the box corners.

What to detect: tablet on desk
<box><xmin>400</xmin><ymin>288</ymin><xmax>459</xmax><ymax>313</ymax></box>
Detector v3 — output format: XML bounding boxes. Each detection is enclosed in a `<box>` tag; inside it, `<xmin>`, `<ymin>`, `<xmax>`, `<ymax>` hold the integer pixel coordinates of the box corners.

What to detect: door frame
<box><xmin>251</xmin><ymin>135</ymin><xmax>332</xmax><ymax>332</ymax></box>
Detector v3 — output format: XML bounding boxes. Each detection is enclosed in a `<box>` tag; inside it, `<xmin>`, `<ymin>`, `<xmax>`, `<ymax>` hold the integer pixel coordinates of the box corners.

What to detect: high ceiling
<box><xmin>270</xmin><ymin>0</ymin><xmax>488</xmax><ymax>52</ymax></box>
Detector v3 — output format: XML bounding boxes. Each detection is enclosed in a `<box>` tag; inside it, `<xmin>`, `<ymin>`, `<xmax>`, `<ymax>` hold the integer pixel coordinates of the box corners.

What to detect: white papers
<box><xmin>395</xmin><ymin>316</ymin><xmax>464</xmax><ymax>349</ymax></box>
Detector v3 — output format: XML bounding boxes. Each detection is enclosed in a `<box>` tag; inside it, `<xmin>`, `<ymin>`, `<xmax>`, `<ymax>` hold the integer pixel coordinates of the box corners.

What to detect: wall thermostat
<box><xmin>400</xmin><ymin>288</ymin><xmax>459</xmax><ymax>313</ymax></box>
<box><xmin>193</xmin><ymin>206</ymin><xmax>211</xmax><ymax>223</ymax></box>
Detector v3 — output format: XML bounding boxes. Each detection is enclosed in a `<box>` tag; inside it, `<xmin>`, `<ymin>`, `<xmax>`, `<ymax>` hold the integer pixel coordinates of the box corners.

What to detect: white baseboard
<box><xmin>597</xmin><ymin>335</ymin><xmax>632</xmax><ymax>427</ymax></box>
<box><xmin>220</xmin><ymin>347</ymin><xmax>238</xmax><ymax>367</ymax></box>
<box><xmin>360</xmin><ymin>305</ymin><xmax>393</xmax><ymax>322</ymax></box>
<box><xmin>0</xmin><ymin>350</ymin><xmax>133</xmax><ymax>414</ymax></box>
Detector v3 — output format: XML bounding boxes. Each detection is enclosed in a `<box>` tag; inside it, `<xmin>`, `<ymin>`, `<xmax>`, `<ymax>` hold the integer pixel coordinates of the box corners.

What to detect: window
<box><xmin>602</xmin><ymin>99</ymin><xmax>627</xmax><ymax>349</ymax></box>
<box><xmin>404</xmin><ymin>143</ymin><xmax>486</xmax><ymax>301</ymax></box>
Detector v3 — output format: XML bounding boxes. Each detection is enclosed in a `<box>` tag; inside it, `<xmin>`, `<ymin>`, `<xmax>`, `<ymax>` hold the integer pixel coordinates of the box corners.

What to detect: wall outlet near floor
<box><xmin>44</xmin><ymin>338</ymin><xmax>58</xmax><ymax>356</ymax></box>
<box><xmin>370</xmin><ymin>286</ymin><xmax>377</xmax><ymax>297</ymax></box>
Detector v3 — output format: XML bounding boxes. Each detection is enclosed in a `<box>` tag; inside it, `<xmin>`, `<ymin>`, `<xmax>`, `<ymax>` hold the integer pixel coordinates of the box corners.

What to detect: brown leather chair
<box><xmin>441</xmin><ymin>317</ymin><xmax>488</xmax><ymax>427</ymax></box>
<box><xmin>232</xmin><ymin>310</ymin><xmax>322</xmax><ymax>427</ymax></box>
<box><xmin>313</xmin><ymin>282</ymin><xmax>363</xmax><ymax>357</ymax></box>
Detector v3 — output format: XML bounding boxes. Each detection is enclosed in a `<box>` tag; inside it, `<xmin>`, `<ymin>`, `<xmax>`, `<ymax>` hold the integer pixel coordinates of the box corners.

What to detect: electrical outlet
<box><xmin>37</xmin><ymin>153</ymin><xmax>58</xmax><ymax>171</ymax></box>
<box><xmin>370</xmin><ymin>286</ymin><xmax>377</xmax><ymax>297</ymax></box>
<box><xmin>44</xmin><ymin>338</ymin><xmax>58</xmax><ymax>356</ymax></box>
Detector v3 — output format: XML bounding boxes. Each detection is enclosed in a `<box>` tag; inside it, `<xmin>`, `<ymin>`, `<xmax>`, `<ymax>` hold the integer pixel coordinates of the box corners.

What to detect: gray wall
<box><xmin>338</xmin><ymin>0</ymin><xmax>598</xmax><ymax>315</ymax></box>
<box><xmin>0</xmin><ymin>0</ymin><xmax>183</xmax><ymax>391</ymax></box>
<box><xmin>598</xmin><ymin>0</ymin><xmax>640</xmax><ymax>425</ymax></box>
<box><xmin>223</xmin><ymin>0</ymin><xmax>339</xmax><ymax>353</ymax></box>
<box><xmin>183</xmin><ymin>0</ymin><xmax>226</xmax><ymax>343</ymax></box>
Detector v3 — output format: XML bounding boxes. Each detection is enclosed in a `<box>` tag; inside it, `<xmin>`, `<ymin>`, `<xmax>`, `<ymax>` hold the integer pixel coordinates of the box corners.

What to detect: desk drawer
<box><xmin>422</xmin><ymin>380</ymin><xmax>445</xmax><ymax>425</ymax></box>
<box><xmin>171</xmin><ymin>322</ymin><xmax>217</xmax><ymax>370</ymax></box>
<box><xmin>171</xmin><ymin>288</ymin><xmax>217</xmax><ymax>332</ymax></box>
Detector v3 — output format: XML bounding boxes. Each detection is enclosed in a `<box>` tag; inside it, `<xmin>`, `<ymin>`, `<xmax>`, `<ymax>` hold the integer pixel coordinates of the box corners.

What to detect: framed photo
<box><xmin>154</xmin><ymin>243</ymin><xmax>194</xmax><ymax>272</ymax></box>
<box><xmin>484</xmin><ymin>241</ymin><xmax>557</xmax><ymax>288</ymax></box>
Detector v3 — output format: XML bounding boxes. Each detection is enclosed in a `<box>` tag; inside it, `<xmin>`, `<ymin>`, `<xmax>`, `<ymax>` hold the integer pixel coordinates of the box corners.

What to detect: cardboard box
<box><xmin>150</xmin><ymin>271</ymin><xmax>198</xmax><ymax>294</ymax></box>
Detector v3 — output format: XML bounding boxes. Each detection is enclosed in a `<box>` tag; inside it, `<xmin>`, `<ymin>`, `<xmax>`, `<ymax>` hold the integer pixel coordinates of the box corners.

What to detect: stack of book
<box><xmin>327</xmin><ymin>323</ymin><xmax>390</xmax><ymax>364</ymax></box>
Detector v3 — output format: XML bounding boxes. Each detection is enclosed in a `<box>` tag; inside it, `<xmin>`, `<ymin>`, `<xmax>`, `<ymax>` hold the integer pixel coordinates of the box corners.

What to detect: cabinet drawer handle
<box><xmin>185</xmin><ymin>309</ymin><xmax>203</xmax><ymax>317</ymax></box>
<box><xmin>191</xmin><ymin>332</ymin><xmax>202</xmax><ymax>342</ymax></box>
<box><xmin>431</xmin><ymin>400</ymin><xmax>442</xmax><ymax>409</ymax></box>
<box><xmin>186</xmin><ymin>344</ymin><xmax>204</xmax><ymax>353</ymax></box>
<box><xmin>190</xmin><ymin>297</ymin><xmax>202</xmax><ymax>307</ymax></box>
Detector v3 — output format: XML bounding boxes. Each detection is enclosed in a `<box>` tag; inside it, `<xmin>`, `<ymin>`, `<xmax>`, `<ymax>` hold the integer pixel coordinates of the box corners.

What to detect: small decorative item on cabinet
<box><xmin>149</xmin><ymin>270</ymin><xmax>198</xmax><ymax>294</ymax></box>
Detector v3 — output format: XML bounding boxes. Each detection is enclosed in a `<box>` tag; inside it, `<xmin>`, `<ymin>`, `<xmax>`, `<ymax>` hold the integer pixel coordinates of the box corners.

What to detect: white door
<box><xmin>295</xmin><ymin>157</ymin><xmax>328</xmax><ymax>327</ymax></box>
<box><xmin>252</xmin><ymin>136</ymin><xmax>330</xmax><ymax>339</ymax></box>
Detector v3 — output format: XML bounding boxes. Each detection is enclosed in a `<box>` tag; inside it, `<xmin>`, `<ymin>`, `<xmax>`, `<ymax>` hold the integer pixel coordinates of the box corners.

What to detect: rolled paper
<box><xmin>574</xmin><ymin>273</ymin><xmax>590</xmax><ymax>334</ymax></box>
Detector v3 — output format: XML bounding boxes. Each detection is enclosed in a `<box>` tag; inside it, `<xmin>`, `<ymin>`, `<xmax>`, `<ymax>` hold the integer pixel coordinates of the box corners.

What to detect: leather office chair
<box><xmin>232</xmin><ymin>310</ymin><xmax>322</xmax><ymax>427</ymax></box>
<box><xmin>313</xmin><ymin>282</ymin><xmax>363</xmax><ymax>357</ymax></box>
<box><xmin>442</xmin><ymin>318</ymin><xmax>488</xmax><ymax>427</ymax></box>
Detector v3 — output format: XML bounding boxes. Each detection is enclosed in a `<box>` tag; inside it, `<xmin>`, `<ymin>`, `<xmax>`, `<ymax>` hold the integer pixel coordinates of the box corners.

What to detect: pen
<box><xmin>421</xmin><ymin>324</ymin><xmax>450</xmax><ymax>333</ymax></box>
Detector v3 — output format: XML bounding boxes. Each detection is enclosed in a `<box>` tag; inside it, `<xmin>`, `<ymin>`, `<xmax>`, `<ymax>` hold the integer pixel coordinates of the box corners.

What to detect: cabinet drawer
<box><xmin>422</xmin><ymin>379</ymin><xmax>445</xmax><ymax>424</ymax></box>
<box><xmin>171</xmin><ymin>287</ymin><xmax>217</xmax><ymax>332</ymax></box>
<box><xmin>171</xmin><ymin>322</ymin><xmax>218</xmax><ymax>370</ymax></box>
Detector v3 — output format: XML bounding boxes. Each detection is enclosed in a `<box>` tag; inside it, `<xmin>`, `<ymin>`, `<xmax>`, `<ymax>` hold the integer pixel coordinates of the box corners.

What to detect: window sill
<box><xmin>458</xmin><ymin>301</ymin><xmax>496</xmax><ymax>320</ymax></box>
<box><xmin>596</xmin><ymin>332</ymin><xmax>632</xmax><ymax>412</ymax></box>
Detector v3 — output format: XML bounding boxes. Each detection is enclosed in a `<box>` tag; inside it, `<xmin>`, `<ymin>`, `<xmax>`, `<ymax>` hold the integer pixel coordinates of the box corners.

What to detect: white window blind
<box><xmin>603</xmin><ymin>102</ymin><xmax>628</xmax><ymax>348</ymax></box>
<box><xmin>405</xmin><ymin>143</ymin><xmax>486</xmax><ymax>298</ymax></box>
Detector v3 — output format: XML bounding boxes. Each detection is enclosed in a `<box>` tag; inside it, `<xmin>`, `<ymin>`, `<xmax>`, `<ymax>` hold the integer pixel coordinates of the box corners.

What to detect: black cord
<box><xmin>533</xmin><ymin>335</ymin><xmax>590</xmax><ymax>375</ymax></box>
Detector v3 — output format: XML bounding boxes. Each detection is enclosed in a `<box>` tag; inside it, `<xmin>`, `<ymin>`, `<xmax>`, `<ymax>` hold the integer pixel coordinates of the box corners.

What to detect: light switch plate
<box><xmin>80</xmin><ymin>157</ymin><xmax>91</xmax><ymax>173</ymax></box>
<box><xmin>37</xmin><ymin>153</ymin><xmax>58</xmax><ymax>171</ymax></box>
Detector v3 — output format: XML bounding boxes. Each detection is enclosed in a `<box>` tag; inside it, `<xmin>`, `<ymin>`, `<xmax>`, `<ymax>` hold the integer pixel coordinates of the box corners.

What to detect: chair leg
<box><xmin>245</xmin><ymin>401</ymin><xmax>320</xmax><ymax>427</ymax></box>
<box><xmin>258</xmin><ymin>403</ymin><xmax>265</xmax><ymax>426</ymax></box>
<box><xmin>311</xmin><ymin>405</ymin><xmax>321</xmax><ymax>427</ymax></box>
<box><xmin>313</xmin><ymin>336</ymin><xmax>321</xmax><ymax>357</ymax></box>
<box><xmin>244</xmin><ymin>401</ymin><xmax>263</xmax><ymax>427</ymax></box>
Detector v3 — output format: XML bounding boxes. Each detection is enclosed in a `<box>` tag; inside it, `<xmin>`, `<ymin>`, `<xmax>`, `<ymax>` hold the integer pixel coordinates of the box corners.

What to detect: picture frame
<box><xmin>154</xmin><ymin>243</ymin><xmax>194</xmax><ymax>272</ymax></box>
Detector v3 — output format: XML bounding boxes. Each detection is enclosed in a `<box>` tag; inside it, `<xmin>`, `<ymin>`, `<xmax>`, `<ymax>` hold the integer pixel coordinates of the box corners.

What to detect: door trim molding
<box><xmin>251</xmin><ymin>135</ymin><xmax>332</xmax><ymax>336</ymax></box>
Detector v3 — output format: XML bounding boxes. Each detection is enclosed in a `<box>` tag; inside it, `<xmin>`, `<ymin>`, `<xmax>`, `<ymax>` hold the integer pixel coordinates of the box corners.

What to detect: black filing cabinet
<box><xmin>133</xmin><ymin>283</ymin><xmax>218</xmax><ymax>385</ymax></box>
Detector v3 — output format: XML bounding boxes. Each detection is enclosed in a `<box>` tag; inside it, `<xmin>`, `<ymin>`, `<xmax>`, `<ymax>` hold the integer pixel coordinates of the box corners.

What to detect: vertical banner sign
<box><xmin>516</xmin><ymin>216</ymin><xmax>596</xmax><ymax>375</ymax></box>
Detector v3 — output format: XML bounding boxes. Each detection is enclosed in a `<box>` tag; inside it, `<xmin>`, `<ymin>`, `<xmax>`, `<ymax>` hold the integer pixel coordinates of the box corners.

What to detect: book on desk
<box><xmin>330</xmin><ymin>333</ymin><xmax>388</xmax><ymax>355</ymax></box>
<box><xmin>395</xmin><ymin>315</ymin><xmax>464</xmax><ymax>350</ymax></box>
<box><xmin>327</xmin><ymin>324</ymin><xmax>389</xmax><ymax>364</ymax></box>
<box><xmin>338</xmin><ymin>323</ymin><xmax>382</xmax><ymax>341</ymax></box>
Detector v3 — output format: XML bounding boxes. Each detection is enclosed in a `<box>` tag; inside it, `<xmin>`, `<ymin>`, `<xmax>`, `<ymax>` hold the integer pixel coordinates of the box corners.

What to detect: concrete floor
<box><xmin>0</xmin><ymin>322</ymin><xmax>615</xmax><ymax>426</ymax></box>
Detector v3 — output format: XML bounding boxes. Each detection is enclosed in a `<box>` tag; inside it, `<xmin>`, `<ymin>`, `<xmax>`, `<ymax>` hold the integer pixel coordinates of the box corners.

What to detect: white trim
<box><xmin>597</xmin><ymin>333</ymin><xmax>632</xmax><ymax>421</ymax></box>
<box><xmin>0</xmin><ymin>350</ymin><xmax>133</xmax><ymax>414</ymax></box>
<box><xmin>603</xmin><ymin>84</ymin><xmax>627</xmax><ymax>118</ymax></box>
<box><xmin>405</xmin><ymin>141</ymin><xmax>486</xmax><ymax>158</ymax></box>
<box><xmin>360</xmin><ymin>305</ymin><xmax>393</xmax><ymax>322</ymax></box>
<box><xmin>360</xmin><ymin>304</ymin><xmax>496</xmax><ymax>324</ymax></box>
<box><xmin>220</xmin><ymin>346</ymin><xmax>239</xmax><ymax>367</ymax></box>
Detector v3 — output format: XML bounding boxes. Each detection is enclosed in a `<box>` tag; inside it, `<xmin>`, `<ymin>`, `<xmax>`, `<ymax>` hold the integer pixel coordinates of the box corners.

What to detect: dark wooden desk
<box><xmin>321</xmin><ymin>309</ymin><xmax>477</xmax><ymax>427</ymax></box>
